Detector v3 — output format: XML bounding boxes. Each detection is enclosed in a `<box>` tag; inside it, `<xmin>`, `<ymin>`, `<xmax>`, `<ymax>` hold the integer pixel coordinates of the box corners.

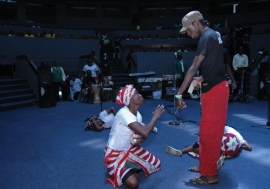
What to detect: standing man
<box><xmin>174</xmin><ymin>51</ymin><xmax>187</xmax><ymax>86</ymax></box>
<box><xmin>232</xmin><ymin>46</ymin><xmax>249</xmax><ymax>71</ymax></box>
<box><xmin>51</xmin><ymin>61</ymin><xmax>69</xmax><ymax>101</ymax></box>
<box><xmin>175</xmin><ymin>11</ymin><xmax>229</xmax><ymax>185</ymax></box>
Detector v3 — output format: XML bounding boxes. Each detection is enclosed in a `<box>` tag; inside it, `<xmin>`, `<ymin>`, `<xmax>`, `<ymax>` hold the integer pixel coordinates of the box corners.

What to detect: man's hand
<box><xmin>231</xmin><ymin>82</ymin><xmax>237</xmax><ymax>90</ymax></box>
<box><xmin>176</xmin><ymin>99</ymin><xmax>187</xmax><ymax>110</ymax></box>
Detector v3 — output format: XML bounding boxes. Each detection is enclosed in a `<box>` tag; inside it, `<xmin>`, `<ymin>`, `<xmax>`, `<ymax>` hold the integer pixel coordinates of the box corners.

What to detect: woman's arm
<box><xmin>128</xmin><ymin>105</ymin><xmax>164</xmax><ymax>138</ymax></box>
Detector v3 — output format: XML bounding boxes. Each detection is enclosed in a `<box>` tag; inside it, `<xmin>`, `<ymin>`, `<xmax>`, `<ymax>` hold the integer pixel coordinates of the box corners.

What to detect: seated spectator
<box><xmin>147</xmin><ymin>34</ymin><xmax>152</xmax><ymax>39</ymax></box>
<box><xmin>127</xmin><ymin>34</ymin><xmax>133</xmax><ymax>40</ymax></box>
<box><xmin>32</xmin><ymin>23</ymin><xmax>40</xmax><ymax>28</ymax></box>
<box><xmin>179</xmin><ymin>45</ymin><xmax>188</xmax><ymax>52</ymax></box>
<box><xmin>24</xmin><ymin>30</ymin><xmax>34</xmax><ymax>37</ymax></box>
<box><xmin>82</xmin><ymin>58</ymin><xmax>100</xmax><ymax>83</ymax></box>
<box><xmin>139</xmin><ymin>35</ymin><xmax>145</xmax><ymax>40</ymax></box>
<box><xmin>47</xmin><ymin>30</ymin><xmax>56</xmax><ymax>38</ymax></box>
<box><xmin>38</xmin><ymin>30</ymin><xmax>47</xmax><ymax>37</ymax></box>
<box><xmin>70</xmin><ymin>74</ymin><xmax>82</xmax><ymax>101</ymax></box>
<box><xmin>80</xmin><ymin>70</ymin><xmax>95</xmax><ymax>103</ymax></box>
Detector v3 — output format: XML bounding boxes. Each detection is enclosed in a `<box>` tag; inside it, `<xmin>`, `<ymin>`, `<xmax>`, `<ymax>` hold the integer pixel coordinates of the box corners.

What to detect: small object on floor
<box><xmin>152</xmin><ymin>127</ymin><xmax>158</xmax><ymax>134</ymax></box>
<box><xmin>189</xmin><ymin>176</ymin><xmax>218</xmax><ymax>185</ymax></box>
<box><xmin>188</xmin><ymin>166</ymin><xmax>199</xmax><ymax>172</ymax></box>
<box><xmin>166</xmin><ymin>146</ymin><xmax>182</xmax><ymax>156</ymax></box>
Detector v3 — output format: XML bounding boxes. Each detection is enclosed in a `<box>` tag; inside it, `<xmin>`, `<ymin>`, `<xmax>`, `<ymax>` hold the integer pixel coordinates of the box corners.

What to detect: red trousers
<box><xmin>199</xmin><ymin>81</ymin><xmax>229</xmax><ymax>176</ymax></box>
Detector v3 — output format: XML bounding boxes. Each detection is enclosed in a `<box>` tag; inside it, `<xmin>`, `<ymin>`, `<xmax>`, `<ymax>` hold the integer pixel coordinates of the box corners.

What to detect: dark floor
<box><xmin>0</xmin><ymin>97</ymin><xmax>269</xmax><ymax>189</ymax></box>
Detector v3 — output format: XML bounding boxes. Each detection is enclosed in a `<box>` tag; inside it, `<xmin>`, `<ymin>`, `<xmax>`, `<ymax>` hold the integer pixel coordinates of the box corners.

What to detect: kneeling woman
<box><xmin>104</xmin><ymin>85</ymin><xmax>164</xmax><ymax>188</ymax></box>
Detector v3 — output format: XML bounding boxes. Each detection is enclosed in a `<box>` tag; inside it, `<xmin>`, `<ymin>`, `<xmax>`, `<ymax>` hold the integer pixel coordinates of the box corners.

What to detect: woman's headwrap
<box><xmin>115</xmin><ymin>85</ymin><xmax>136</xmax><ymax>106</ymax></box>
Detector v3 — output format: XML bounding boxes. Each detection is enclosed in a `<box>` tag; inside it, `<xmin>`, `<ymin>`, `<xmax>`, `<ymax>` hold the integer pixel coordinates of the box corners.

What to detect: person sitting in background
<box><xmin>38</xmin><ymin>30</ymin><xmax>47</xmax><ymax>37</ymax></box>
<box><xmin>82</xmin><ymin>58</ymin><xmax>100</xmax><ymax>83</ymax></box>
<box><xmin>179</xmin><ymin>45</ymin><xmax>188</xmax><ymax>52</ymax></box>
<box><xmin>47</xmin><ymin>30</ymin><xmax>56</xmax><ymax>38</ymax></box>
<box><xmin>80</xmin><ymin>70</ymin><xmax>95</xmax><ymax>103</ymax></box>
<box><xmin>104</xmin><ymin>85</ymin><xmax>164</xmax><ymax>188</ymax></box>
<box><xmin>24</xmin><ymin>30</ymin><xmax>35</xmax><ymax>37</ymax></box>
<box><xmin>166</xmin><ymin>125</ymin><xmax>252</xmax><ymax>171</ymax></box>
<box><xmin>232</xmin><ymin>46</ymin><xmax>249</xmax><ymax>71</ymax></box>
<box><xmin>51</xmin><ymin>61</ymin><xmax>69</xmax><ymax>101</ymax></box>
<box><xmin>85</xmin><ymin>107</ymin><xmax>117</xmax><ymax>131</ymax></box>
<box><xmin>69</xmin><ymin>74</ymin><xmax>82</xmax><ymax>101</ymax></box>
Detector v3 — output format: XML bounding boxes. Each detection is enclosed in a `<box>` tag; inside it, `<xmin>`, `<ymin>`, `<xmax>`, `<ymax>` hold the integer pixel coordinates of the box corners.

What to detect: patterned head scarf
<box><xmin>115</xmin><ymin>85</ymin><xmax>136</xmax><ymax>106</ymax></box>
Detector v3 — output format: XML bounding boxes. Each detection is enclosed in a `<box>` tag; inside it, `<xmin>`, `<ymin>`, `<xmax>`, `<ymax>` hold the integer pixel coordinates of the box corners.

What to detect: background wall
<box><xmin>0</xmin><ymin>35</ymin><xmax>100</xmax><ymax>76</ymax></box>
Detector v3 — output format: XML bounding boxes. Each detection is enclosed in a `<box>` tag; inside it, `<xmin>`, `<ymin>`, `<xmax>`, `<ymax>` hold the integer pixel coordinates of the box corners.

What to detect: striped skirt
<box><xmin>104</xmin><ymin>145</ymin><xmax>161</xmax><ymax>187</ymax></box>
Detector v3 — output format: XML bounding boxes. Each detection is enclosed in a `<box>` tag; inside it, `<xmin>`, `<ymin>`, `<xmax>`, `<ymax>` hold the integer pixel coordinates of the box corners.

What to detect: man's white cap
<box><xmin>180</xmin><ymin>11</ymin><xmax>204</xmax><ymax>33</ymax></box>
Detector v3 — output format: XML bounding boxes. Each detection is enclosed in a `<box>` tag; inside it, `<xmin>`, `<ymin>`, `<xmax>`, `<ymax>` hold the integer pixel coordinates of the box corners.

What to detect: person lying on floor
<box><xmin>84</xmin><ymin>106</ymin><xmax>158</xmax><ymax>134</ymax></box>
<box><xmin>85</xmin><ymin>107</ymin><xmax>116</xmax><ymax>131</ymax></box>
<box><xmin>104</xmin><ymin>85</ymin><xmax>164</xmax><ymax>188</ymax></box>
<box><xmin>166</xmin><ymin>125</ymin><xmax>252</xmax><ymax>172</ymax></box>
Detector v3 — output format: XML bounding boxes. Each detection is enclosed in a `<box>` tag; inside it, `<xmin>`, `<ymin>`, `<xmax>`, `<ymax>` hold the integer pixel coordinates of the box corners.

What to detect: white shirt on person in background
<box><xmin>70</xmin><ymin>78</ymin><xmax>82</xmax><ymax>93</ymax></box>
<box><xmin>232</xmin><ymin>53</ymin><xmax>249</xmax><ymax>71</ymax></box>
<box><xmin>99</xmin><ymin>110</ymin><xmax>115</xmax><ymax>129</ymax></box>
<box><xmin>82</xmin><ymin>63</ymin><xmax>99</xmax><ymax>77</ymax></box>
<box><xmin>107</xmin><ymin>106</ymin><xmax>142</xmax><ymax>150</ymax></box>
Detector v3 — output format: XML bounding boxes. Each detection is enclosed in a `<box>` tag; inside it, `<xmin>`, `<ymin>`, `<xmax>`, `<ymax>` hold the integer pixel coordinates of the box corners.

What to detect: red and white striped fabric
<box><xmin>115</xmin><ymin>85</ymin><xmax>136</xmax><ymax>106</ymax></box>
<box><xmin>104</xmin><ymin>145</ymin><xmax>161</xmax><ymax>187</ymax></box>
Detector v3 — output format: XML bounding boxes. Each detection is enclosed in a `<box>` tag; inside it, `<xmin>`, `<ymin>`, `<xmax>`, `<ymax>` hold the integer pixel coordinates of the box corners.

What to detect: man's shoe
<box><xmin>166</xmin><ymin>146</ymin><xmax>182</xmax><ymax>156</ymax></box>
